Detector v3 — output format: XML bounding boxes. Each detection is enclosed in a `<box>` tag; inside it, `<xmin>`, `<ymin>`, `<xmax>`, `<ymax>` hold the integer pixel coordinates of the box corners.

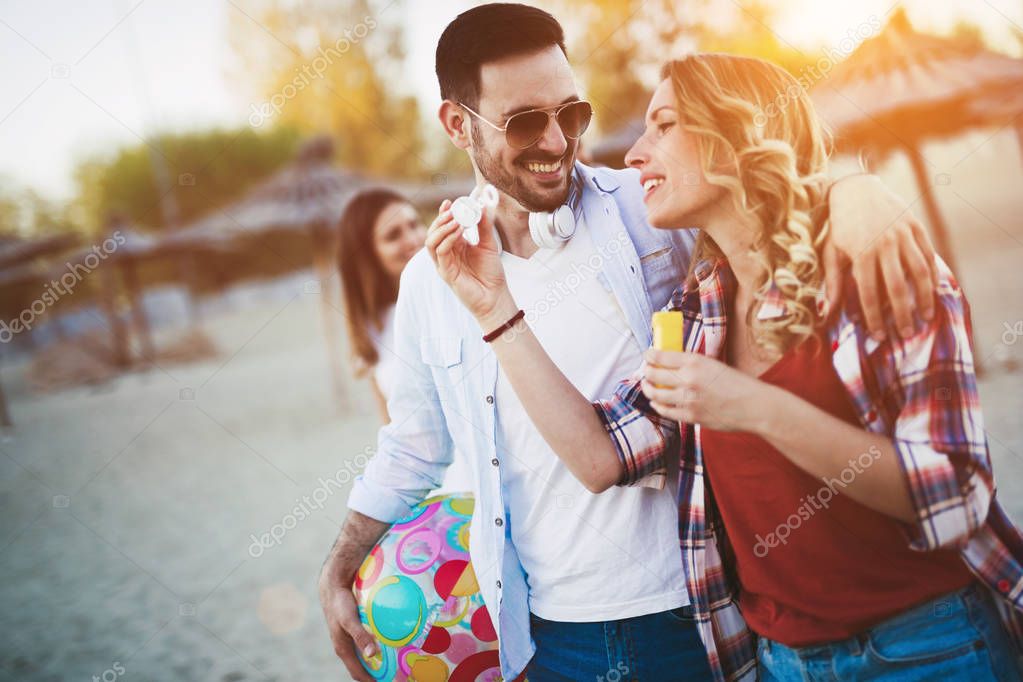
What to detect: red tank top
<box><xmin>701</xmin><ymin>337</ymin><xmax>972</xmax><ymax>647</ymax></box>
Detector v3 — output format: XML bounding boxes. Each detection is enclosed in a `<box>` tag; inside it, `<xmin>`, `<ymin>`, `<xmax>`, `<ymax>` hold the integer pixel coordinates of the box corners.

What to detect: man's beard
<box><xmin>471</xmin><ymin>123</ymin><xmax>574</xmax><ymax>213</ymax></box>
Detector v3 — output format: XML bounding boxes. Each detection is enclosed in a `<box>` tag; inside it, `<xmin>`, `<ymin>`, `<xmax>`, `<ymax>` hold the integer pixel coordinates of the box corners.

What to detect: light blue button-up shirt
<box><xmin>347</xmin><ymin>162</ymin><xmax>695</xmax><ymax>680</ymax></box>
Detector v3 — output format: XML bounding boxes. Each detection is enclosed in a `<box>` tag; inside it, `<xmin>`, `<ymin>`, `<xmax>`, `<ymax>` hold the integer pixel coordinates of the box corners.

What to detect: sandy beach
<box><xmin>1</xmin><ymin>129</ymin><xmax>1022</xmax><ymax>682</ymax></box>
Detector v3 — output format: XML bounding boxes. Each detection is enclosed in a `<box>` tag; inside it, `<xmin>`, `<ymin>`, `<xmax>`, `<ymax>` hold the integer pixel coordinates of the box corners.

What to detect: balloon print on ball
<box><xmin>354</xmin><ymin>494</ymin><xmax>504</xmax><ymax>681</ymax></box>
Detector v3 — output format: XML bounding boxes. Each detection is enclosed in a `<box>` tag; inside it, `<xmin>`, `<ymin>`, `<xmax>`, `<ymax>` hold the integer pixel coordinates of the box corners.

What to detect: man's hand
<box><xmin>824</xmin><ymin>174</ymin><xmax>939</xmax><ymax>340</ymax></box>
<box><xmin>426</xmin><ymin>199</ymin><xmax>511</xmax><ymax>324</ymax></box>
<box><xmin>318</xmin><ymin>511</ymin><xmax>389</xmax><ymax>682</ymax></box>
<box><xmin>320</xmin><ymin>578</ymin><xmax>377</xmax><ymax>682</ymax></box>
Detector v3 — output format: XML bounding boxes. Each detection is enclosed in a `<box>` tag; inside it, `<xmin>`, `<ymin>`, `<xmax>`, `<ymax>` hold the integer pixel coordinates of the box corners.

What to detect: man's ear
<box><xmin>439</xmin><ymin>100</ymin><xmax>471</xmax><ymax>150</ymax></box>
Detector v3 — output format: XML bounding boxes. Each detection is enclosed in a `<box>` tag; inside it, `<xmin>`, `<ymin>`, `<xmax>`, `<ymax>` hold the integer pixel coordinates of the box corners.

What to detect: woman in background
<box><xmin>337</xmin><ymin>188</ymin><xmax>424</xmax><ymax>421</ymax></box>
<box><xmin>337</xmin><ymin>188</ymin><xmax>470</xmax><ymax>493</ymax></box>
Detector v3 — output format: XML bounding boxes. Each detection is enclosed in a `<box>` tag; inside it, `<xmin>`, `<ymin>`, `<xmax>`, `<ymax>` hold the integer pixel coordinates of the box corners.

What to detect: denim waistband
<box><xmin>762</xmin><ymin>583</ymin><xmax>985</xmax><ymax>659</ymax></box>
<box><xmin>529</xmin><ymin>603</ymin><xmax>696</xmax><ymax>626</ymax></box>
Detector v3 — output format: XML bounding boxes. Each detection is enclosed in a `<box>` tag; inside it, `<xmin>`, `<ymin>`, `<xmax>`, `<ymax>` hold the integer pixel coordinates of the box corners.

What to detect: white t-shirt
<box><xmin>372</xmin><ymin>306</ymin><xmax>473</xmax><ymax>495</ymax></box>
<box><xmin>495</xmin><ymin>215</ymin><xmax>688</xmax><ymax>622</ymax></box>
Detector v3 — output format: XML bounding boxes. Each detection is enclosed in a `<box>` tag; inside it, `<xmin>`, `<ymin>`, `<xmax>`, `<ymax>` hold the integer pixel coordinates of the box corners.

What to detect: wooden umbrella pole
<box><xmin>98</xmin><ymin>265</ymin><xmax>130</xmax><ymax>368</ymax></box>
<box><xmin>1017</xmin><ymin>119</ymin><xmax>1023</xmax><ymax>170</ymax></box>
<box><xmin>0</xmin><ymin>366</ymin><xmax>11</xmax><ymax>428</ymax></box>
<box><xmin>180</xmin><ymin>252</ymin><xmax>202</xmax><ymax>329</ymax></box>
<box><xmin>122</xmin><ymin>260</ymin><xmax>156</xmax><ymax>363</ymax></box>
<box><xmin>904</xmin><ymin>144</ymin><xmax>960</xmax><ymax>278</ymax></box>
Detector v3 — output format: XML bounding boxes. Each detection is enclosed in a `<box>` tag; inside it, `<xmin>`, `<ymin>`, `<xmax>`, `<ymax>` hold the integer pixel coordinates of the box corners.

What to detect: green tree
<box><xmin>0</xmin><ymin>179</ymin><xmax>26</xmax><ymax>236</ymax></box>
<box><xmin>69</xmin><ymin>126</ymin><xmax>301</xmax><ymax>234</ymax></box>
<box><xmin>0</xmin><ymin>178</ymin><xmax>76</xmax><ymax>237</ymax></box>
<box><xmin>226</xmin><ymin>0</ymin><xmax>428</xmax><ymax>179</ymax></box>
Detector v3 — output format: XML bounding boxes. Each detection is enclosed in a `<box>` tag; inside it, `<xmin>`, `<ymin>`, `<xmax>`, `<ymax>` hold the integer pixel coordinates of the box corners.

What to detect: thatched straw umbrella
<box><xmin>50</xmin><ymin>214</ymin><xmax>233</xmax><ymax>372</ymax></box>
<box><xmin>171</xmin><ymin>136</ymin><xmax>370</xmax><ymax>407</ymax></box>
<box><xmin>0</xmin><ymin>233</ymin><xmax>79</xmax><ymax>270</ymax></box>
<box><xmin>180</xmin><ymin>136</ymin><xmax>360</xmax><ymax>239</ymax></box>
<box><xmin>173</xmin><ymin>135</ymin><xmax>475</xmax><ymax>408</ymax></box>
<box><xmin>968</xmin><ymin>87</ymin><xmax>1023</xmax><ymax>162</ymax></box>
<box><xmin>811</xmin><ymin>8</ymin><xmax>1023</xmax><ymax>275</ymax></box>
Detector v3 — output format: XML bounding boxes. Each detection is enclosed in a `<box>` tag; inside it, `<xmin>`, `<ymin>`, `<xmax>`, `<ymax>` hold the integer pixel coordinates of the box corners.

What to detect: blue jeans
<box><xmin>758</xmin><ymin>584</ymin><xmax>1023</xmax><ymax>682</ymax></box>
<box><xmin>526</xmin><ymin>606</ymin><xmax>713</xmax><ymax>681</ymax></box>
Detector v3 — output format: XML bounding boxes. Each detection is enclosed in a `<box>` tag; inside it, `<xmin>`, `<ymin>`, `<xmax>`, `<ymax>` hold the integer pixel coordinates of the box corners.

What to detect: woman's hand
<box><xmin>639</xmin><ymin>349</ymin><xmax>777</xmax><ymax>433</ymax></box>
<box><xmin>425</xmin><ymin>199</ymin><xmax>514</xmax><ymax>325</ymax></box>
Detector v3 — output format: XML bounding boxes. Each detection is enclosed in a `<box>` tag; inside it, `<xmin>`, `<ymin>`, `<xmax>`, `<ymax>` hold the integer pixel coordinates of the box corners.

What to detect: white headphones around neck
<box><xmin>528</xmin><ymin>203</ymin><xmax>576</xmax><ymax>249</ymax></box>
<box><xmin>452</xmin><ymin>175</ymin><xmax>581</xmax><ymax>249</ymax></box>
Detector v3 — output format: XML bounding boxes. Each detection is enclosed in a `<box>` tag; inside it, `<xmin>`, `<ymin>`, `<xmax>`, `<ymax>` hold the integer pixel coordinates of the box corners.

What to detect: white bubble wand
<box><xmin>450</xmin><ymin>184</ymin><xmax>499</xmax><ymax>246</ymax></box>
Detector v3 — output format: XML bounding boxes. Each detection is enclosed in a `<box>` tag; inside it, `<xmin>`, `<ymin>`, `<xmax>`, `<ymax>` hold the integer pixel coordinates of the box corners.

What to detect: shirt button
<box><xmin>496</xmin><ymin>580</ymin><xmax>502</xmax><ymax>589</ymax></box>
<box><xmin>485</xmin><ymin>395</ymin><xmax>494</xmax><ymax>404</ymax></box>
<box><xmin>491</xmin><ymin>458</ymin><xmax>500</xmax><ymax>467</ymax></box>
<box><xmin>629</xmin><ymin>264</ymin><xmax>636</xmax><ymax>274</ymax></box>
<box><xmin>866</xmin><ymin>409</ymin><xmax>878</xmax><ymax>422</ymax></box>
<box><xmin>495</xmin><ymin>518</ymin><xmax>503</xmax><ymax>526</ymax></box>
<box><xmin>998</xmin><ymin>579</ymin><xmax>1011</xmax><ymax>593</ymax></box>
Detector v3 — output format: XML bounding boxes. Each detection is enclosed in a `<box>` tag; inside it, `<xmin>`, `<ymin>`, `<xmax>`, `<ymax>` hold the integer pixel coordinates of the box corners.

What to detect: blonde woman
<box><xmin>425</xmin><ymin>54</ymin><xmax>1023</xmax><ymax>681</ymax></box>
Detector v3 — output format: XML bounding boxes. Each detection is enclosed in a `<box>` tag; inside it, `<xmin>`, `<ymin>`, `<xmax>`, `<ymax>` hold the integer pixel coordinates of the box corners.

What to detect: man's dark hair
<box><xmin>436</xmin><ymin>3</ymin><xmax>567</xmax><ymax>109</ymax></box>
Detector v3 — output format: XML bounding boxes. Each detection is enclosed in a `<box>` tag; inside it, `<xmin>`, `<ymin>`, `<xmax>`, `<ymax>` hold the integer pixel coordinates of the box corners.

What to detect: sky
<box><xmin>1</xmin><ymin>0</ymin><xmax>1021</xmax><ymax>201</ymax></box>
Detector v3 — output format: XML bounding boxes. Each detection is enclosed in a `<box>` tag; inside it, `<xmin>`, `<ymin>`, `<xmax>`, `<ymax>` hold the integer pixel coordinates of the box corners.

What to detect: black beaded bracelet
<box><xmin>482</xmin><ymin>309</ymin><xmax>525</xmax><ymax>343</ymax></box>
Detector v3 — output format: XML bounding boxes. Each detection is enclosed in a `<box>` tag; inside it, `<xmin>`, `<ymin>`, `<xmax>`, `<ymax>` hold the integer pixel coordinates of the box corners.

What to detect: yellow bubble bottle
<box><xmin>652</xmin><ymin>311</ymin><xmax>684</xmax><ymax>351</ymax></box>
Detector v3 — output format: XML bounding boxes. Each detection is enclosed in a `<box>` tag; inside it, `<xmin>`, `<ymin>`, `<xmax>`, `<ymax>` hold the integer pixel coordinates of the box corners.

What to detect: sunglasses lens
<box><xmin>557</xmin><ymin>101</ymin><xmax>593</xmax><ymax>139</ymax></box>
<box><xmin>506</xmin><ymin>110</ymin><xmax>550</xmax><ymax>149</ymax></box>
<box><xmin>504</xmin><ymin>102</ymin><xmax>593</xmax><ymax>148</ymax></box>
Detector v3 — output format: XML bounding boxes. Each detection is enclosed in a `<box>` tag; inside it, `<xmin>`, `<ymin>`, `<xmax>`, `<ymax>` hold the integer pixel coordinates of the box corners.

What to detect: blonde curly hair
<box><xmin>662</xmin><ymin>53</ymin><xmax>833</xmax><ymax>357</ymax></box>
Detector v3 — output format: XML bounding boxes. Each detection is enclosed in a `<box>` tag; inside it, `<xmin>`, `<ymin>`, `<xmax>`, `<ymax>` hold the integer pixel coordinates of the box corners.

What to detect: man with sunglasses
<box><xmin>319</xmin><ymin>4</ymin><xmax>941</xmax><ymax>681</ymax></box>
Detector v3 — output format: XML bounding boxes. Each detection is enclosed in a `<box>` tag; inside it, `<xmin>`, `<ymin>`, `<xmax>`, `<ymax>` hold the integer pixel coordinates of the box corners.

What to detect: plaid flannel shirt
<box><xmin>593</xmin><ymin>257</ymin><xmax>1023</xmax><ymax>682</ymax></box>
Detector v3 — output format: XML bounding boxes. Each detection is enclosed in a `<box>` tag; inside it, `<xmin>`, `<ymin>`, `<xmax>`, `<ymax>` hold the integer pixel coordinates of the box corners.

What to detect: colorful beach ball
<box><xmin>354</xmin><ymin>493</ymin><xmax>503</xmax><ymax>682</ymax></box>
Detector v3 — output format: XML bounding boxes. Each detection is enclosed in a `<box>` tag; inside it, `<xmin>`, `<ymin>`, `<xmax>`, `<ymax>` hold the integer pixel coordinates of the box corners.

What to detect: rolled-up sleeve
<box><xmin>592</xmin><ymin>375</ymin><xmax>679</xmax><ymax>489</ymax></box>
<box><xmin>347</xmin><ymin>260</ymin><xmax>454</xmax><ymax>523</ymax></box>
<box><xmin>887</xmin><ymin>270</ymin><xmax>993</xmax><ymax>551</ymax></box>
